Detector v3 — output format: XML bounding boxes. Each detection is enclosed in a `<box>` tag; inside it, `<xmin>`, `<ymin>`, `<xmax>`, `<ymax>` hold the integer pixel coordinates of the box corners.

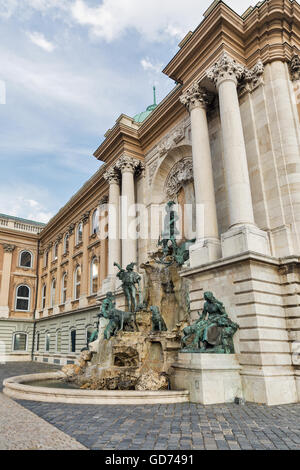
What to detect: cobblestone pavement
<box><xmin>2</xmin><ymin>363</ymin><xmax>300</xmax><ymax>451</ymax></box>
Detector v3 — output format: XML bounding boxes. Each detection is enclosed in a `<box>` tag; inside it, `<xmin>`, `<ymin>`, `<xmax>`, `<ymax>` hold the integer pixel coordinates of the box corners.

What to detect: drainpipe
<box><xmin>31</xmin><ymin>238</ymin><xmax>40</xmax><ymax>361</ymax></box>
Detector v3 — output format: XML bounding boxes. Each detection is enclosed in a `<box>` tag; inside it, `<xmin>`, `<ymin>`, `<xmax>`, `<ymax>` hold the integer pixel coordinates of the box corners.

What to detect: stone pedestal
<box><xmin>189</xmin><ymin>238</ymin><xmax>221</xmax><ymax>267</ymax></box>
<box><xmin>171</xmin><ymin>353</ymin><xmax>243</xmax><ymax>405</ymax></box>
<box><xmin>221</xmin><ymin>224</ymin><xmax>270</xmax><ymax>258</ymax></box>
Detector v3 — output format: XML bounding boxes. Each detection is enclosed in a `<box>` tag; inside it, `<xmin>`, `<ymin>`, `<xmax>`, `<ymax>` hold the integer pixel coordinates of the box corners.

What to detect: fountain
<box><xmin>3</xmin><ymin>202</ymin><xmax>239</xmax><ymax>405</ymax></box>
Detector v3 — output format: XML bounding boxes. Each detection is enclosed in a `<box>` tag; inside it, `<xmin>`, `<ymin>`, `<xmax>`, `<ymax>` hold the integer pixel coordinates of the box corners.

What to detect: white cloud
<box><xmin>141</xmin><ymin>58</ymin><xmax>163</xmax><ymax>74</ymax></box>
<box><xmin>27</xmin><ymin>31</ymin><xmax>55</xmax><ymax>52</ymax></box>
<box><xmin>0</xmin><ymin>190</ymin><xmax>53</xmax><ymax>223</ymax></box>
<box><xmin>70</xmin><ymin>0</ymin><xmax>253</xmax><ymax>43</ymax></box>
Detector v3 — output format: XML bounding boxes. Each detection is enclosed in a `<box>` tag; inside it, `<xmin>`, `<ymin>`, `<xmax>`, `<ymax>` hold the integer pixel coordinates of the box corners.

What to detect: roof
<box><xmin>0</xmin><ymin>213</ymin><xmax>46</xmax><ymax>227</ymax></box>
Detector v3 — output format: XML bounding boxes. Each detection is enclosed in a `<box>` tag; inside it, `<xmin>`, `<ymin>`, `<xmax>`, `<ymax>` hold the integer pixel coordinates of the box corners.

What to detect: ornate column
<box><xmin>0</xmin><ymin>244</ymin><xmax>15</xmax><ymax>318</ymax></box>
<box><xmin>207</xmin><ymin>53</ymin><xmax>270</xmax><ymax>257</ymax></box>
<box><xmin>103</xmin><ymin>167</ymin><xmax>121</xmax><ymax>291</ymax></box>
<box><xmin>180</xmin><ymin>83</ymin><xmax>221</xmax><ymax>266</ymax></box>
<box><xmin>116</xmin><ymin>155</ymin><xmax>140</xmax><ymax>268</ymax></box>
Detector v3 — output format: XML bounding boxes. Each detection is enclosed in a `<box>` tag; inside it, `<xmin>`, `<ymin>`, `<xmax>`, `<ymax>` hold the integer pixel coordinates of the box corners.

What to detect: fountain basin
<box><xmin>3</xmin><ymin>372</ymin><xmax>189</xmax><ymax>405</ymax></box>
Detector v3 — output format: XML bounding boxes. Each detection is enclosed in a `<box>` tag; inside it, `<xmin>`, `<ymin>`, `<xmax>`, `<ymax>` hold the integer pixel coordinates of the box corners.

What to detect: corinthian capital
<box><xmin>115</xmin><ymin>155</ymin><xmax>141</xmax><ymax>174</ymax></box>
<box><xmin>207</xmin><ymin>52</ymin><xmax>245</xmax><ymax>88</ymax></box>
<box><xmin>290</xmin><ymin>55</ymin><xmax>300</xmax><ymax>81</ymax></box>
<box><xmin>180</xmin><ymin>83</ymin><xmax>212</xmax><ymax>112</ymax></box>
<box><xmin>2</xmin><ymin>243</ymin><xmax>15</xmax><ymax>253</ymax></box>
<box><xmin>104</xmin><ymin>167</ymin><xmax>120</xmax><ymax>184</ymax></box>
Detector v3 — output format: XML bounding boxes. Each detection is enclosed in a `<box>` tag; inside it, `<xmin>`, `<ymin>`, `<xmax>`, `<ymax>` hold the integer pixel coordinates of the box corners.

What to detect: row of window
<box><xmin>44</xmin><ymin>209</ymin><xmax>100</xmax><ymax>267</ymax></box>
<box><xmin>14</xmin><ymin>258</ymin><xmax>99</xmax><ymax>312</ymax></box>
<box><xmin>12</xmin><ymin>327</ymin><xmax>95</xmax><ymax>353</ymax></box>
<box><xmin>42</xmin><ymin>258</ymin><xmax>99</xmax><ymax>309</ymax></box>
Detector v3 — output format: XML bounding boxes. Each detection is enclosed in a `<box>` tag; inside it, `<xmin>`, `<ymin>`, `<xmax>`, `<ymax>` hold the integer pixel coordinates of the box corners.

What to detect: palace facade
<box><xmin>1</xmin><ymin>0</ymin><xmax>300</xmax><ymax>405</ymax></box>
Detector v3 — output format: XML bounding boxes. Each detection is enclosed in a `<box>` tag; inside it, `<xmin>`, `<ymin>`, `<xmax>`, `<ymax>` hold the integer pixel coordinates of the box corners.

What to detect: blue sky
<box><xmin>0</xmin><ymin>0</ymin><xmax>252</xmax><ymax>223</ymax></box>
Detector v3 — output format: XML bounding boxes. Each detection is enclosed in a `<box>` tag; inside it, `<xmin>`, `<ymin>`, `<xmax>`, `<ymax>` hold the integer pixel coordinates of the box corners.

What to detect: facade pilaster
<box><xmin>0</xmin><ymin>244</ymin><xmax>15</xmax><ymax>318</ymax></box>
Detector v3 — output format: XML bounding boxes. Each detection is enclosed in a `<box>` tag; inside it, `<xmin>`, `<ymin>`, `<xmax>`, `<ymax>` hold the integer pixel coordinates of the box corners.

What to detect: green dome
<box><xmin>133</xmin><ymin>87</ymin><xmax>158</xmax><ymax>123</ymax></box>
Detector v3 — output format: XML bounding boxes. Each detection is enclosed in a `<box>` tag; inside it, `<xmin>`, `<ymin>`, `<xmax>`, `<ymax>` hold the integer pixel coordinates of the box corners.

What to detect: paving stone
<box><xmin>1</xmin><ymin>362</ymin><xmax>300</xmax><ymax>450</ymax></box>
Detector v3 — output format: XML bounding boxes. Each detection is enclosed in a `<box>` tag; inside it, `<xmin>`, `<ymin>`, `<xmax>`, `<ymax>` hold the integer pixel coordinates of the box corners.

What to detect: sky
<box><xmin>0</xmin><ymin>0</ymin><xmax>254</xmax><ymax>223</ymax></box>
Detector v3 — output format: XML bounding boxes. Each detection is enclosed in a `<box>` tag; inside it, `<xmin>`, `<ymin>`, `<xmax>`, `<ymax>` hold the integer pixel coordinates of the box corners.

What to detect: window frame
<box><xmin>74</xmin><ymin>265</ymin><xmax>81</xmax><ymax>300</ymax></box>
<box><xmin>12</xmin><ymin>332</ymin><xmax>28</xmax><ymax>352</ymax></box>
<box><xmin>90</xmin><ymin>256</ymin><xmax>99</xmax><ymax>295</ymax></box>
<box><xmin>70</xmin><ymin>328</ymin><xmax>76</xmax><ymax>353</ymax></box>
<box><xmin>15</xmin><ymin>285</ymin><xmax>31</xmax><ymax>312</ymax></box>
<box><xmin>61</xmin><ymin>272</ymin><xmax>67</xmax><ymax>305</ymax></box>
<box><xmin>19</xmin><ymin>250</ymin><xmax>33</xmax><ymax>269</ymax></box>
<box><xmin>76</xmin><ymin>223</ymin><xmax>83</xmax><ymax>245</ymax></box>
<box><xmin>41</xmin><ymin>284</ymin><xmax>46</xmax><ymax>309</ymax></box>
<box><xmin>56</xmin><ymin>329</ymin><xmax>62</xmax><ymax>353</ymax></box>
<box><xmin>63</xmin><ymin>233</ymin><xmax>69</xmax><ymax>254</ymax></box>
<box><xmin>45</xmin><ymin>331</ymin><xmax>51</xmax><ymax>352</ymax></box>
<box><xmin>92</xmin><ymin>209</ymin><xmax>99</xmax><ymax>235</ymax></box>
<box><xmin>50</xmin><ymin>278</ymin><xmax>56</xmax><ymax>308</ymax></box>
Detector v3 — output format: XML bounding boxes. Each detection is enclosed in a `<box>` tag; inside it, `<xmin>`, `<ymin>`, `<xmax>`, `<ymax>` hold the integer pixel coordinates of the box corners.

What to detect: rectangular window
<box><xmin>70</xmin><ymin>330</ymin><xmax>76</xmax><ymax>353</ymax></box>
<box><xmin>13</xmin><ymin>333</ymin><xmax>27</xmax><ymax>351</ymax></box>
<box><xmin>45</xmin><ymin>333</ymin><xmax>50</xmax><ymax>352</ymax></box>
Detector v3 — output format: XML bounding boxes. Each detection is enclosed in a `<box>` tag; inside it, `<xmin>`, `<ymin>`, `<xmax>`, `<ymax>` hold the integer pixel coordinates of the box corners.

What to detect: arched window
<box><xmin>53</xmin><ymin>242</ymin><xmax>58</xmax><ymax>261</ymax></box>
<box><xmin>61</xmin><ymin>273</ymin><xmax>67</xmax><ymax>304</ymax></box>
<box><xmin>92</xmin><ymin>209</ymin><xmax>99</xmax><ymax>235</ymax></box>
<box><xmin>19</xmin><ymin>250</ymin><xmax>33</xmax><ymax>268</ymax></box>
<box><xmin>90</xmin><ymin>257</ymin><xmax>99</xmax><ymax>294</ymax></box>
<box><xmin>64</xmin><ymin>233</ymin><xmax>69</xmax><ymax>254</ymax></box>
<box><xmin>74</xmin><ymin>265</ymin><xmax>81</xmax><ymax>300</ymax></box>
<box><xmin>76</xmin><ymin>223</ymin><xmax>83</xmax><ymax>245</ymax></box>
<box><xmin>45</xmin><ymin>332</ymin><xmax>50</xmax><ymax>352</ymax></box>
<box><xmin>50</xmin><ymin>278</ymin><xmax>56</xmax><ymax>307</ymax></box>
<box><xmin>41</xmin><ymin>284</ymin><xmax>46</xmax><ymax>309</ymax></box>
<box><xmin>70</xmin><ymin>329</ymin><xmax>76</xmax><ymax>353</ymax></box>
<box><xmin>56</xmin><ymin>329</ymin><xmax>62</xmax><ymax>353</ymax></box>
<box><xmin>15</xmin><ymin>285</ymin><xmax>30</xmax><ymax>312</ymax></box>
<box><xmin>13</xmin><ymin>332</ymin><xmax>28</xmax><ymax>351</ymax></box>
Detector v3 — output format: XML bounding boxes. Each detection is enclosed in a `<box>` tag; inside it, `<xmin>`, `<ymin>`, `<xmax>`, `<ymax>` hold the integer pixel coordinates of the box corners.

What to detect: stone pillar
<box><xmin>0</xmin><ymin>244</ymin><xmax>15</xmax><ymax>318</ymax></box>
<box><xmin>207</xmin><ymin>53</ymin><xmax>270</xmax><ymax>258</ymax></box>
<box><xmin>180</xmin><ymin>83</ymin><xmax>221</xmax><ymax>266</ymax></box>
<box><xmin>99</xmin><ymin>196</ymin><xmax>109</xmax><ymax>291</ymax></box>
<box><xmin>103</xmin><ymin>168</ymin><xmax>121</xmax><ymax>292</ymax></box>
<box><xmin>116</xmin><ymin>155</ymin><xmax>140</xmax><ymax>268</ymax></box>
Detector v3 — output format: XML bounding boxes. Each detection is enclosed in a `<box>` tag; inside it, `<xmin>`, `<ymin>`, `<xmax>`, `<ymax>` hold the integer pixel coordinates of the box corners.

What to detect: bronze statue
<box><xmin>114</xmin><ymin>262</ymin><xmax>142</xmax><ymax>312</ymax></box>
<box><xmin>181</xmin><ymin>291</ymin><xmax>239</xmax><ymax>354</ymax></box>
<box><xmin>150</xmin><ymin>306</ymin><xmax>167</xmax><ymax>332</ymax></box>
<box><xmin>98</xmin><ymin>291</ymin><xmax>138</xmax><ymax>340</ymax></box>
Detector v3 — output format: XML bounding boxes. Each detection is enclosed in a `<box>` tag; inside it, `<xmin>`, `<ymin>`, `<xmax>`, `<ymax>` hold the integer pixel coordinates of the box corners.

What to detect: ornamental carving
<box><xmin>239</xmin><ymin>60</ymin><xmax>264</xmax><ymax>94</ymax></box>
<box><xmin>180</xmin><ymin>83</ymin><xmax>213</xmax><ymax>112</ymax></box>
<box><xmin>149</xmin><ymin>160</ymin><xmax>159</xmax><ymax>186</ymax></box>
<box><xmin>68</xmin><ymin>223</ymin><xmax>75</xmax><ymax>235</ymax></box>
<box><xmin>290</xmin><ymin>55</ymin><xmax>300</xmax><ymax>81</ymax></box>
<box><xmin>99</xmin><ymin>195</ymin><xmax>109</xmax><ymax>207</ymax></box>
<box><xmin>157</xmin><ymin>126</ymin><xmax>185</xmax><ymax>157</ymax></box>
<box><xmin>82</xmin><ymin>211</ymin><xmax>91</xmax><ymax>225</ymax></box>
<box><xmin>164</xmin><ymin>158</ymin><xmax>193</xmax><ymax>198</ymax></box>
<box><xmin>2</xmin><ymin>244</ymin><xmax>15</xmax><ymax>253</ymax></box>
<box><xmin>207</xmin><ymin>52</ymin><xmax>245</xmax><ymax>88</ymax></box>
<box><xmin>115</xmin><ymin>155</ymin><xmax>141</xmax><ymax>174</ymax></box>
<box><xmin>104</xmin><ymin>167</ymin><xmax>120</xmax><ymax>184</ymax></box>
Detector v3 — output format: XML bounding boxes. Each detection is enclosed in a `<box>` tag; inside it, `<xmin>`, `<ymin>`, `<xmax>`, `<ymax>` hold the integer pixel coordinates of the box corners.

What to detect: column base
<box><xmin>221</xmin><ymin>224</ymin><xmax>270</xmax><ymax>258</ymax></box>
<box><xmin>241</xmin><ymin>368</ymin><xmax>298</xmax><ymax>405</ymax></box>
<box><xmin>189</xmin><ymin>238</ymin><xmax>221</xmax><ymax>267</ymax></box>
<box><xmin>0</xmin><ymin>306</ymin><xmax>9</xmax><ymax>318</ymax></box>
<box><xmin>171</xmin><ymin>353</ymin><xmax>243</xmax><ymax>404</ymax></box>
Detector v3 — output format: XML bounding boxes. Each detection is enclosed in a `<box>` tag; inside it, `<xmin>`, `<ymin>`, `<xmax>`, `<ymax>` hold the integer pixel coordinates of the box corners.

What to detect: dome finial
<box><xmin>153</xmin><ymin>85</ymin><xmax>157</xmax><ymax>106</ymax></box>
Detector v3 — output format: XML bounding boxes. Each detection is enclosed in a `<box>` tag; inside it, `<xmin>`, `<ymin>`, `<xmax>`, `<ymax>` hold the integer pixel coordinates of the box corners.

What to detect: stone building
<box><xmin>0</xmin><ymin>0</ymin><xmax>300</xmax><ymax>405</ymax></box>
